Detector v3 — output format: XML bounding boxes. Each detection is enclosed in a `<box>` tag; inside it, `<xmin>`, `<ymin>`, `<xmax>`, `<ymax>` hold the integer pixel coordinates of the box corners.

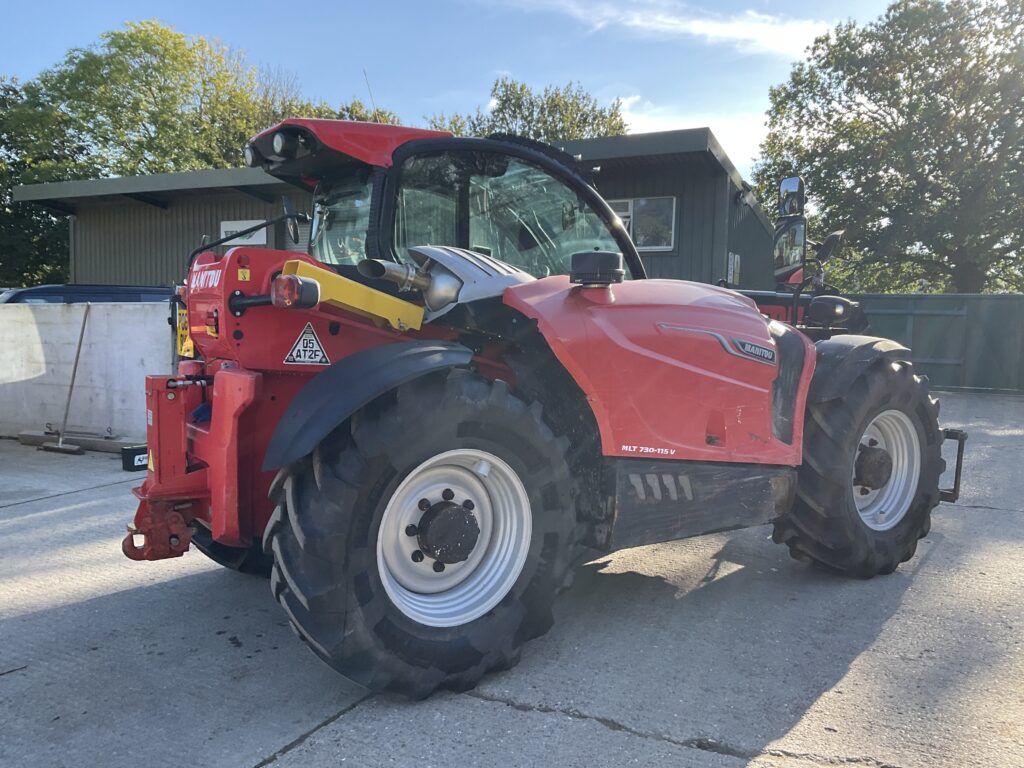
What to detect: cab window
<box><xmin>393</xmin><ymin>150</ymin><xmax>622</xmax><ymax>278</ymax></box>
<box><xmin>310</xmin><ymin>170</ymin><xmax>374</xmax><ymax>267</ymax></box>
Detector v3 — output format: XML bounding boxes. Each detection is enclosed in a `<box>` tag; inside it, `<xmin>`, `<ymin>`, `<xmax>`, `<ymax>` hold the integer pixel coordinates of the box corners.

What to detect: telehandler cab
<box><xmin>124</xmin><ymin>119</ymin><xmax>966</xmax><ymax>697</ymax></box>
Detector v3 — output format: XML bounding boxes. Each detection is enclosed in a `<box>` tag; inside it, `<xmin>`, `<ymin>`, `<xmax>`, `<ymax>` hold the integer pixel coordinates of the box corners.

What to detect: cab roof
<box><xmin>251</xmin><ymin>118</ymin><xmax>451</xmax><ymax>169</ymax></box>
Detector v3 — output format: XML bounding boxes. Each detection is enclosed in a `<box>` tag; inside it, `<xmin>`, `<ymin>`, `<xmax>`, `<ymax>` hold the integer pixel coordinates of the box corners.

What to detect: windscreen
<box><xmin>394</xmin><ymin>150</ymin><xmax>623</xmax><ymax>278</ymax></box>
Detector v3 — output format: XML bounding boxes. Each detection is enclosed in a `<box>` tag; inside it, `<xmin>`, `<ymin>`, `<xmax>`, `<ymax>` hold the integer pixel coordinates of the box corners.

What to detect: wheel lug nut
<box><xmin>418</xmin><ymin>498</ymin><xmax>431</xmax><ymax>511</ymax></box>
<box><xmin>868</xmin><ymin>438</ymin><xmax>878</xmax><ymax>447</ymax></box>
<box><xmin>442</xmin><ymin>488</ymin><xmax>454</xmax><ymax>501</ymax></box>
<box><xmin>463</xmin><ymin>499</ymin><xmax>475</xmax><ymax>511</ymax></box>
<box><xmin>859</xmin><ymin>487</ymin><xmax>870</xmax><ymax>496</ymax></box>
<box><xmin>411</xmin><ymin>550</ymin><xmax>424</xmax><ymax>563</ymax></box>
<box><xmin>433</xmin><ymin>561</ymin><xmax>445</xmax><ymax>573</ymax></box>
<box><xmin>405</xmin><ymin>524</ymin><xmax>418</xmax><ymax>537</ymax></box>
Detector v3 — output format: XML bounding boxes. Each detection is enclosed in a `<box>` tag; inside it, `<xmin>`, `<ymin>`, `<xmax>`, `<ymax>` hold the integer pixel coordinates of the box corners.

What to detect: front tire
<box><xmin>264</xmin><ymin>370</ymin><xmax>579</xmax><ymax>697</ymax></box>
<box><xmin>773</xmin><ymin>354</ymin><xmax>943</xmax><ymax>577</ymax></box>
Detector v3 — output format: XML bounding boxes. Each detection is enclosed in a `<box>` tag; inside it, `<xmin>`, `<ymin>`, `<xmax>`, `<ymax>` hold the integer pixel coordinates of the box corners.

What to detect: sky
<box><xmin>1</xmin><ymin>0</ymin><xmax>891</xmax><ymax>178</ymax></box>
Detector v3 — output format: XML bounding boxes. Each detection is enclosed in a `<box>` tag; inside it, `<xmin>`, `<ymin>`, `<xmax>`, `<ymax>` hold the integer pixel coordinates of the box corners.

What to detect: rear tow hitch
<box><xmin>121</xmin><ymin>498</ymin><xmax>195</xmax><ymax>561</ymax></box>
<box><xmin>940</xmin><ymin>428</ymin><xmax>968</xmax><ymax>503</ymax></box>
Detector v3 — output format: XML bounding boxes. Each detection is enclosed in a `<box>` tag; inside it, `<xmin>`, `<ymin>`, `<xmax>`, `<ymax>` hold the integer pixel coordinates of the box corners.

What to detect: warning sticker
<box><xmin>284</xmin><ymin>323</ymin><xmax>330</xmax><ymax>365</ymax></box>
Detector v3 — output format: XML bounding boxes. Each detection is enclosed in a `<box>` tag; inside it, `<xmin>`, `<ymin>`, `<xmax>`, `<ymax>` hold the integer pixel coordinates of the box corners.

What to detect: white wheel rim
<box><xmin>377</xmin><ymin>449</ymin><xmax>532</xmax><ymax>627</ymax></box>
<box><xmin>852</xmin><ymin>409</ymin><xmax>921</xmax><ymax>531</ymax></box>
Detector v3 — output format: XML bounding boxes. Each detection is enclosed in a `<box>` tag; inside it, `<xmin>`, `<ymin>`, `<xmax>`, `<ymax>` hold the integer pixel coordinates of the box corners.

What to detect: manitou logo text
<box><xmin>732</xmin><ymin>338</ymin><xmax>776</xmax><ymax>365</ymax></box>
<box><xmin>190</xmin><ymin>269</ymin><xmax>222</xmax><ymax>290</ymax></box>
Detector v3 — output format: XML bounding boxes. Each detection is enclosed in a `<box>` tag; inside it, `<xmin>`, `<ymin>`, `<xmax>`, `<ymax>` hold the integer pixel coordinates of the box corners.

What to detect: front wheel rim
<box><xmin>377</xmin><ymin>449</ymin><xmax>532</xmax><ymax>628</ymax></box>
<box><xmin>852</xmin><ymin>409</ymin><xmax>921</xmax><ymax>531</ymax></box>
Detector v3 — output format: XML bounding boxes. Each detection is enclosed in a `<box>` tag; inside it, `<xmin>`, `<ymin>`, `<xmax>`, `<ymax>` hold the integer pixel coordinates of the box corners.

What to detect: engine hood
<box><xmin>503</xmin><ymin>276</ymin><xmax>814</xmax><ymax>465</ymax></box>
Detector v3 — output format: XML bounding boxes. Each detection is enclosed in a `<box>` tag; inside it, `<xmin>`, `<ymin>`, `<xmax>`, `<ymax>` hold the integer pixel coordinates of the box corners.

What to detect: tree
<box><xmin>429</xmin><ymin>77</ymin><xmax>626</xmax><ymax>143</ymax></box>
<box><xmin>754</xmin><ymin>0</ymin><xmax>1024</xmax><ymax>293</ymax></box>
<box><xmin>1</xmin><ymin>21</ymin><xmax>401</xmax><ymax>286</ymax></box>
<box><xmin>0</xmin><ymin>77</ymin><xmax>80</xmax><ymax>285</ymax></box>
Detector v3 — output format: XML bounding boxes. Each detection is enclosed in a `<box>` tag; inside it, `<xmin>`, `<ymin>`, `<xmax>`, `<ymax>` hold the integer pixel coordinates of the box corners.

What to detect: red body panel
<box><xmin>252</xmin><ymin>119</ymin><xmax>450</xmax><ymax>167</ymax></box>
<box><xmin>187</xmin><ymin>248</ymin><xmax>411</xmax><ymax>369</ymax></box>
<box><xmin>503</xmin><ymin>277</ymin><xmax>815</xmax><ymax>466</ymax></box>
<box><xmin>127</xmin><ymin>247</ymin><xmax>476</xmax><ymax>557</ymax></box>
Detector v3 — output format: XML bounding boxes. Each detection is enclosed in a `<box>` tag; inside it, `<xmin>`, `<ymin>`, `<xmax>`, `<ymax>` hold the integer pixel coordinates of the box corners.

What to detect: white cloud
<box><xmin>619</xmin><ymin>95</ymin><xmax>767</xmax><ymax>178</ymax></box>
<box><xmin>515</xmin><ymin>1</ymin><xmax>830</xmax><ymax>57</ymax></box>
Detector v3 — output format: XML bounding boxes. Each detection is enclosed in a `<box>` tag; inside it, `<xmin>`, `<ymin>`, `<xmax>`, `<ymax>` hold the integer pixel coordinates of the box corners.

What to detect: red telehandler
<box><xmin>123</xmin><ymin>119</ymin><xmax>966</xmax><ymax>697</ymax></box>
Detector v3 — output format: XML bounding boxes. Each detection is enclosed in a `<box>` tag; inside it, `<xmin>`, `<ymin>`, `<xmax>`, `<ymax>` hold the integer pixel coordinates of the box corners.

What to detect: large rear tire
<box><xmin>264</xmin><ymin>369</ymin><xmax>580</xmax><ymax>697</ymax></box>
<box><xmin>773</xmin><ymin>353</ymin><xmax>943</xmax><ymax>577</ymax></box>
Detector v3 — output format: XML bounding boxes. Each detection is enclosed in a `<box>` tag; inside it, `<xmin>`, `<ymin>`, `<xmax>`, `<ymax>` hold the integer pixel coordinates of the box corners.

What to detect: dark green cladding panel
<box><xmin>853</xmin><ymin>293</ymin><xmax>1024</xmax><ymax>391</ymax></box>
<box><xmin>588</xmin><ymin>163</ymin><xmax>720</xmax><ymax>282</ymax></box>
<box><xmin>70</xmin><ymin>191</ymin><xmax>313</xmax><ymax>285</ymax></box>
<box><xmin>589</xmin><ymin>161</ymin><xmax>772</xmax><ymax>287</ymax></box>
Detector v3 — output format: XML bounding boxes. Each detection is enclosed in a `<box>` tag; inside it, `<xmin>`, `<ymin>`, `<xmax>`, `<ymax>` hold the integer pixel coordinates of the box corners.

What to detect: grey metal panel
<box><xmin>71</xmin><ymin>191</ymin><xmax>313</xmax><ymax>285</ymax></box>
<box><xmin>15</xmin><ymin>167</ymin><xmax>282</xmax><ymax>203</ymax></box>
<box><xmin>559</xmin><ymin>129</ymin><xmax>711</xmax><ymax>163</ymax></box>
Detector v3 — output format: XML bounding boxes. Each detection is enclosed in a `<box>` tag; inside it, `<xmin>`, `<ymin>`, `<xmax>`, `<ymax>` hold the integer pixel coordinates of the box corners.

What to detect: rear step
<box><xmin>940</xmin><ymin>428</ymin><xmax>968</xmax><ymax>503</ymax></box>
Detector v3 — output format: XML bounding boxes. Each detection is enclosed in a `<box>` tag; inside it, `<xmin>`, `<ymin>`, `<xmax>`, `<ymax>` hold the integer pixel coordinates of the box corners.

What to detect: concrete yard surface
<box><xmin>0</xmin><ymin>392</ymin><xmax>1021</xmax><ymax>767</ymax></box>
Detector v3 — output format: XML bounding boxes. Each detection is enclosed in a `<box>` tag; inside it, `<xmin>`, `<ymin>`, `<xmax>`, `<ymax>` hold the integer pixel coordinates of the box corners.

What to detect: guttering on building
<box><xmin>15</xmin><ymin>128</ymin><xmax>774</xmax><ymax>289</ymax></box>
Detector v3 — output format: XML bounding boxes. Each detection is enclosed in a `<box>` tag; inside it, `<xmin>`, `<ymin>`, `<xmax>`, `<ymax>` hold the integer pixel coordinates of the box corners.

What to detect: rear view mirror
<box><xmin>778</xmin><ymin>177</ymin><xmax>805</xmax><ymax>217</ymax></box>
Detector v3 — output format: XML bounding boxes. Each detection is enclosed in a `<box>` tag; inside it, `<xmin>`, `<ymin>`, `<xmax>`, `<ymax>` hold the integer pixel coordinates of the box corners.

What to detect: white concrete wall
<box><xmin>0</xmin><ymin>303</ymin><xmax>174</xmax><ymax>440</ymax></box>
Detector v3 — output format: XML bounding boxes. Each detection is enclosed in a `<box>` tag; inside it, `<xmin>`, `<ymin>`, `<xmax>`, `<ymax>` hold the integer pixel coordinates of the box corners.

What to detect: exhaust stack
<box><xmin>358</xmin><ymin>258</ymin><xmax>463</xmax><ymax>313</ymax></box>
<box><xmin>357</xmin><ymin>259</ymin><xmax>431</xmax><ymax>292</ymax></box>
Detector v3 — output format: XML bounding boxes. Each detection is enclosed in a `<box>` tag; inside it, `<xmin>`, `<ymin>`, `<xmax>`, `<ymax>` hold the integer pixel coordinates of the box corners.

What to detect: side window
<box><xmin>394</xmin><ymin>150</ymin><xmax>623</xmax><ymax>278</ymax></box>
<box><xmin>309</xmin><ymin>172</ymin><xmax>374</xmax><ymax>267</ymax></box>
<box><xmin>607</xmin><ymin>197</ymin><xmax>675</xmax><ymax>251</ymax></box>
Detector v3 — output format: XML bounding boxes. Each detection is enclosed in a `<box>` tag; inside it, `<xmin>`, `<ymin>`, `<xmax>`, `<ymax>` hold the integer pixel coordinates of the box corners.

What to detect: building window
<box><xmin>607</xmin><ymin>197</ymin><xmax>676</xmax><ymax>251</ymax></box>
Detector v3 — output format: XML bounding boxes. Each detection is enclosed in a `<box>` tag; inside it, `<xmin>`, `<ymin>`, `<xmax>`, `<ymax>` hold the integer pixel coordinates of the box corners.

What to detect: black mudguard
<box><xmin>810</xmin><ymin>335</ymin><xmax>910</xmax><ymax>403</ymax></box>
<box><xmin>262</xmin><ymin>340</ymin><xmax>473</xmax><ymax>471</ymax></box>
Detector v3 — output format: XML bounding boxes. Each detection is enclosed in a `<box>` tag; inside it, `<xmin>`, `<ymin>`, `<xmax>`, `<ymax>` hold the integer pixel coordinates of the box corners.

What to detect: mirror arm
<box><xmin>185</xmin><ymin>212</ymin><xmax>308</xmax><ymax>272</ymax></box>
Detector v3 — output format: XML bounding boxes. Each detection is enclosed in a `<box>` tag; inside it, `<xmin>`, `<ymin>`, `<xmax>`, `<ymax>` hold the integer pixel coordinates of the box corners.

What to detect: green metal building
<box><xmin>15</xmin><ymin>129</ymin><xmax>773</xmax><ymax>288</ymax></box>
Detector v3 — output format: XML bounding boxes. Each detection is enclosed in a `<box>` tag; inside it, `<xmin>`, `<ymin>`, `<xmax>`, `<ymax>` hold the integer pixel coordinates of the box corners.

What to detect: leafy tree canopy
<box><xmin>754</xmin><ymin>0</ymin><xmax>1024</xmax><ymax>293</ymax></box>
<box><xmin>0</xmin><ymin>21</ymin><xmax>398</xmax><ymax>285</ymax></box>
<box><xmin>429</xmin><ymin>77</ymin><xmax>626</xmax><ymax>143</ymax></box>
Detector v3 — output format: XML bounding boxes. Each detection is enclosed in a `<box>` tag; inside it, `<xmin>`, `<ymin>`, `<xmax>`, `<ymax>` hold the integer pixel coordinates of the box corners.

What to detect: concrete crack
<box><xmin>466</xmin><ymin>690</ymin><xmax>904</xmax><ymax>768</ymax></box>
<box><xmin>759</xmin><ymin>748</ymin><xmax>904</xmax><ymax>767</ymax></box>
<box><xmin>0</xmin><ymin>478</ymin><xmax>137</xmax><ymax>510</ymax></box>
<box><xmin>0</xmin><ymin>665</ymin><xmax>28</xmax><ymax>677</ymax></box>
<box><xmin>956</xmin><ymin>503</ymin><xmax>1024</xmax><ymax>514</ymax></box>
<box><xmin>251</xmin><ymin>695</ymin><xmax>370</xmax><ymax>768</ymax></box>
<box><xmin>467</xmin><ymin>689</ymin><xmax>753</xmax><ymax>759</ymax></box>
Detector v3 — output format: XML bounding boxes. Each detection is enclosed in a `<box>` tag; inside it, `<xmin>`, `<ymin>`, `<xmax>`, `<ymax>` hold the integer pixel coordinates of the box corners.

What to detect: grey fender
<box><xmin>262</xmin><ymin>340</ymin><xmax>473</xmax><ymax>471</ymax></box>
<box><xmin>810</xmin><ymin>335</ymin><xmax>911</xmax><ymax>403</ymax></box>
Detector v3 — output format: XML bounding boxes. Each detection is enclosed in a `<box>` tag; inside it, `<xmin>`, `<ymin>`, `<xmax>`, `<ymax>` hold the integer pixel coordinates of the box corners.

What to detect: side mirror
<box><xmin>778</xmin><ymin>177</ymin><xmax>805</xmax><ymax>217</ymax></box>
<box><xmin>773</xmin><ymin>217</ymin><xmax>807</xmax><ymax>279</ymax></box>
<box><xmin>282</xmin><ymin>196</ymin><xmax>305</xmax><ymax>245</ymax></box>
<box><xmin>808</xmin><ymin>295</ymin><xmax>858</xmax><ymax>327</ymax></box>
<box><xmin>815</xmin><ymin>230</ymin><xmax>845</xmax><ymax>264</ymax></box>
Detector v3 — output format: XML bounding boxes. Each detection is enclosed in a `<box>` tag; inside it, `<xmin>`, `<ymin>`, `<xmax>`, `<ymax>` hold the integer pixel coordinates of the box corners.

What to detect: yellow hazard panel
<box><xmin>282</xmin><ymin>260</ymin><xmax>424</xmax><ymax>331</ymax></box>
<box><xmin>237</xmin><ymin>267</ymin><xmax>251</xmax><ymax>282</ymax></box>
<box><xmin>176</xmin><ymin>307</ymin><xmax>195</xmax><ymax>358</ymax></box>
